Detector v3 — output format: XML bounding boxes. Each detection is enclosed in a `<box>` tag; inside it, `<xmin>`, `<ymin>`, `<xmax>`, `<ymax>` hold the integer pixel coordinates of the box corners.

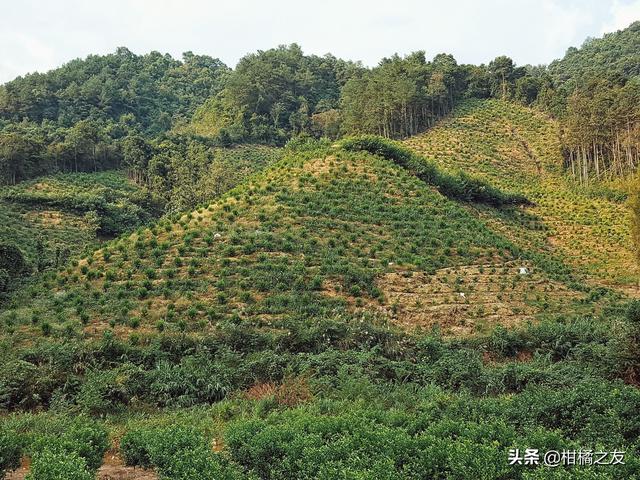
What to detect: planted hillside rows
<box><xmin>0</xmin><ymin>91</ymin><xmax>638</xmax><ymax>478</ymax></box>
<box><xmin>405</xmin><ymin>98</ymin><xmax>636</xmax><ymax>286</ymax></box>
<box><xmin>0</xmin><ymin>146</ymin><xmax>282</xmax><ymax>301</ymax></box>
<box><xmin>0</xmin><ymin>143</ymin><xmax>578</xmax><ymax>346</ymax></box>
<box><xmin>339</xmin><ymin>135</ymin><xmax>529</xmax><ymax>206</ymax></box>
<box><xmin>0</xmin><ymin>15</ymin><xmax>638</xmax><ymax>479</ymax></box>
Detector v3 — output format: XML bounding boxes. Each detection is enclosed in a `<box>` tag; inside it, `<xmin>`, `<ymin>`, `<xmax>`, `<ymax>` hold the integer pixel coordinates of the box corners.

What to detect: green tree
<box><xmin>122</xmin><ymin>134</ymin><xmax>152</xmax><ymax>184</ymax></box>
<box><xmin>0</xmin><ymin>132</ymin><xmax>42</xmax><ymax>184</ymax></box>
<box><xmin>488</xmin><ymin>56</ymin><xmax>517</xmax><ymax>99</ymax></box>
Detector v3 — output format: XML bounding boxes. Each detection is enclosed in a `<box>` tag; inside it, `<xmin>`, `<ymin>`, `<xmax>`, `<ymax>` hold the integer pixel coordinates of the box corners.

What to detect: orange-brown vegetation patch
<box><xmin>245</xmin><ymin>376</ymin><xmax>313</xmax><ymax>408</ymax></box>
<box><xmin>377</xmin><ymin>261</ymin><xmax>582</xmax><ymax>336</ymax></box>
<box><xmin>23</xmin><ymin>210</ymin><xmax>66</xmax><ymax>227</ymax></box>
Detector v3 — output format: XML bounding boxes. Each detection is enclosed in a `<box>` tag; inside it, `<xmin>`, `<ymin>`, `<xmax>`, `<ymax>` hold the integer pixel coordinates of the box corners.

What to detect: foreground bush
<box><xmin>26</xmin><ymin>449</ymin><xmax>91</xmax><ymax>480</ymax></box>
<box><xmin>225</xmin><ymin>408</ymin><xmax>511</xmax><ymax>479</ymax></box>
<box><xmin>155</xmin><ymin>443</ymin><xmax>242</xmax><ymax>480</ymax></box>
<box><xmin>224</xmin><ymin>402</ymin><xmax>639</xmax><ymax>480</ymax></box>
<box><xmin>0</xmin><ymin>428</ymin><xmax>22</xmax><ymax>479</ymax></box>
<box><xmin>121</xmin><ymin>425</ymin><xmax>243</xmax><ymax>480</ymax></box>
<box><xmin>31</xmin><ymin>418</ymin><xmax>108</xmax><ymax>474</ymax></box>
<box><xmin>120</xmin><ymin>428</ymin><xmax>154</xmax><ymax>469</ymax></box>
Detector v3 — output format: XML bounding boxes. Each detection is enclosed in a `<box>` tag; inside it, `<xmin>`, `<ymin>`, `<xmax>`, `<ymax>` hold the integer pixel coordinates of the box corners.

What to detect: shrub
<box><xmin>145</xmin><ymin>426</ymin><xmax>208</xmax><ymax>472</ymax></box>
<box><xmin>626</xmin><ymin>300</ymin><xmax>640</xmax><ymax>324</ymax></box>
<box><xmin>31</xmin><ymin>418</ymin><xmax>109</xmax><ymax>474</ymax></box>
<box><xmin>155</xmin><ymin>443</ymin><xmax>238</xmax><ymax>480</ymax></box>
<box><xmin>0</xmin><ymin>269</ymin><xmax>9</xmax><ymax>293</ymax></box>
<box><xmin>120</xmin><ymin>428</ymin><xmax>154</xmax><ymax>469</ymax></box>
<box><xmin>147</xmin><ymin>355</ymin><xmax>233</xmax><ymax>407</ymax></box>
<box><xmin>340</xmin><ymin>135</ymin><xmax>528</xmax><ymax>206</ymax></box>
<box><xmin>488</xmin><ymin>325</ymin><xmax>525</xmax><ymax>357</ymax></box>
<box><xmin>0</xmin><ymin>244</ymin><xmax>28</xmax><ymax>278</ymax></box>
<box><xmin>0</xmin><ymin>360</ymin><xmax>43</xmax><ymax>410</ymax></box>
<box><xmin>121</xmin><ymin>425</ymin><xmax>241</xmax><ymax>480</ymax></box>
<box><xmin>508</xmin><ymin>379</ymin><xmax>640</xmax><ymax>444</ymax></box>
<box><xmin>76</xmin><ymin>368</ymin><xmax>130</xmax><ymax>415</ymax></box>
<box><xmin>0</xmin><ymin>428</ymin><xmax>22</xmax><ymax>479</ymax></box>
<box><xmin>26</xmin><ymin>449</ymin><xmax>91</xmax><ymax>480</ymax></box>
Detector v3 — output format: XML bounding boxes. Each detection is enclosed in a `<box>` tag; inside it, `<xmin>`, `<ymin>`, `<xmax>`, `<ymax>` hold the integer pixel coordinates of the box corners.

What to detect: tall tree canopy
<box><xmin>191</xmin><ymin>44</ymin><xmax>362</xmax><ymax>144</ymax></box>
<box><xmin>340</xmin><ymin>52</ymin><xmax>467</xmax><ymax>138</ymax></box>
<box><xmin>2</xmin><ymin>23</ymin><xmax>640</xmax><ymax>185</ymax></box>
<box><xmin>0</xmin><ymin>47</ymin><xmax>228</xmax><ymax>133</ymax></box>
<box><xmin>547</xmin><ymin>22</ymin><xmax>640</xmax><ymax>182</ymax></box>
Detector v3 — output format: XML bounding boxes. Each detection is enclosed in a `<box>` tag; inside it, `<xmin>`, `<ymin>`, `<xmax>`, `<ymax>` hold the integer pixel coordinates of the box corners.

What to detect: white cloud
<box><xmin>0</xmin><ymin>31</ymin><xmax>56</xmax><ymax>80</ymax></box>
<box><xmin>601</xmin><ymin>0</ymin><xmax>640</xmax><ymax>33</ymax></box>
<box><xmin>0</xmin><ymin>0</ymin><xmax>636</xmax><ymax>83</ymax></box>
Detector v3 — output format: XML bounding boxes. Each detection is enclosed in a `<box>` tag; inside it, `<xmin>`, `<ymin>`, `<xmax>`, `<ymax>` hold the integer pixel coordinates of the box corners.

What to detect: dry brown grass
<box><xmin>245</xmin><ymin>376</ymin><xmax>313</xmax><ymax>407</ymax></box>
<box><xmin>376</xmin><ymin>262</ymin><xmax>582</xmax><ymax>336</ymax></box>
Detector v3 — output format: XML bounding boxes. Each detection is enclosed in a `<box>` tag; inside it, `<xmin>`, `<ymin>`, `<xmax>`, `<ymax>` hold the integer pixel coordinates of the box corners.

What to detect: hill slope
<box><xmin>2</xmin><ymin>101</ymin><xmax>639</xmax><ymax>480</ymax></box>
<box><xmin>0</xmin><ymin>48</ymin><xmax>227</xmax><ymax>132</ymax></box>
<box><xmin>548</xmin><ymin>21</ymin><xmax>640</xmax><ymax>89</ymax></box>
<box><xmin>0</xmin><ymin>171</ymin><xmax>151</xmax><ymax>295</ymax></box>
<box><xmin>405</xmin><ymin>98</ymin><xmax>636</xmax><ymax>289</ymax></box>
<box><xmin>3</xmin><ymin>136</ymin><xmax>592</xmax><ymax>343</ymax></box>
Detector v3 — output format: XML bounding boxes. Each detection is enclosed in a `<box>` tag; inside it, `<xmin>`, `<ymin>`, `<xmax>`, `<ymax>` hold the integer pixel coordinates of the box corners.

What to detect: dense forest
<box><xmin>0</xmin><ymin>21</ymin><xmax>638</xmax><ymax>299</ymax></box>
<box><xmin>1</xmin><ymin>22</ymin><xmax>637</xmax><ymax>189</ymax></box>
<box><xmin>547</xmin><ymin>22</ymin><xmax>640</xmax><ymax>182</ymax></box>
<box><xmin>0</xmin><ymin>47</ymin><xmax>228</xmax><ymax>184</ymax></box>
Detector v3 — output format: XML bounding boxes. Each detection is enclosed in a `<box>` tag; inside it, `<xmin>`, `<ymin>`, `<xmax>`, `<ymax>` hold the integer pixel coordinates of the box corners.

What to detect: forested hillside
<box><xmin>1</xmin><ymin>20</ymin><xmax>640</xmax><ymax>480</ymax></box>
<box><xmin>0</xmin><ymin>47</ymin><xmax>227</xmax><ymax>130</ymax></box>
<box><xmin>2</xmin><ymin>23</ymin><xmax>638</xmax><ymax>188</ymax></box>
<box><xmin>0</xmin><ymin>48</ymin><xmax>228</xmax><ymax>184</ymax></box>
<box><xmin>547</xmin><ymin>22</ymin><xmax>640</xmax><ymax>181</ymax></box>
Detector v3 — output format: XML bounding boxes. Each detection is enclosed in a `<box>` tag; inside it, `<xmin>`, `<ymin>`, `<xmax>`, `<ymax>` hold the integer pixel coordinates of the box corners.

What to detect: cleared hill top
<box><xmin>405</xmin><ymin>98</ymin><xmax>637</xmax><ymax>289</ymax></box>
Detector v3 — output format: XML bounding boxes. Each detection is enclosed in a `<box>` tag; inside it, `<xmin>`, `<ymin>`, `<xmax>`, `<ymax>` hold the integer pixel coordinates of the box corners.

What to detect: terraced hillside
<box><xmin>2</xmin><ymin>139</ymin><xmax>594</xmax><ymax>343</ymax></box>
<box><xmin>406</xmin><ymin>99</ymin><xmax>636</xmax><ymax>290</ymax></box>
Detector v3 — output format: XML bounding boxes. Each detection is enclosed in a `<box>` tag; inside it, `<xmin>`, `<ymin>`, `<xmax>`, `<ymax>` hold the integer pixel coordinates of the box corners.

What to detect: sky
<box><xmin>1</xmin><ymin>0</ymin><xmax>639</xmax><ymax>84</ymax></box>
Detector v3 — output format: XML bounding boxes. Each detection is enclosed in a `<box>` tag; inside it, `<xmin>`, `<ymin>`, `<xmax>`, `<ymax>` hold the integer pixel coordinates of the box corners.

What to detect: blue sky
<box><xmin>1</xmin><ymin>0</ymin><xmax>639</xmax><ymax>83</ymax></box>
